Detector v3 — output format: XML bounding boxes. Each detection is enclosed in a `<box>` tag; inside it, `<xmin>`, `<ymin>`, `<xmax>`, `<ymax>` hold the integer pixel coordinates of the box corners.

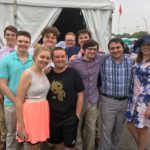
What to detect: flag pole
<box><xmin>117</xmin><ymin>15</ymin><xmax>120</xmax><ymax>34</ymax></box>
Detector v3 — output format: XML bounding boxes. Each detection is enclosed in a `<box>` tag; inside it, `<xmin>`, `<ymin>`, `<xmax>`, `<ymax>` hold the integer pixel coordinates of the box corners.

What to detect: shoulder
<box><xmin>67</xmin><ymin>67</ymin><xmax>79</xmax><ymax>73</ymax></box>
<box><xmin>66</xmin><ymin>68</ymin><xmax>81</xmax><ymax>79</ymax></box>
<box><xmin>124</xmin><ymin>55</ymin><xmax>134</xmax><ymax>64</ymax></box>
<box><xmin>22</xmin><ymin>69</ymin><xmax>32</xmax><ymax>79</ymax></box>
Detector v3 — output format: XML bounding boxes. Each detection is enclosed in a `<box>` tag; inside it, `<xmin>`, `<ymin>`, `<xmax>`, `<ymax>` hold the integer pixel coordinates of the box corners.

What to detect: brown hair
<box><xmin>108</xmin><ymin>38</ymin><xmax>125</xmax><ymax>50</ymax></box>
<box><xmin>65</xmin><ymin>32</ymin><xmax>76</xmax><ymax>38</ymax></box>
<box><xmin>51</xmin><ymin>47</ymin><xmax>66</xmax><ymax>59</ymax></box>
<box><xmin>77</xmin><ymin>29</ymin><xmax>91</xmax><ymax>39</ymax></box>
<box><xmin>82</xmin><ymin>39</ymin><xmax>99</xmax><ymax>50</ymax></box>
<box><xmin>136</xmin><ymin>46</ymin><xmax>150</xmax><ymax>63</ymax></box>
<box><xmin>136</xmin><ymin>35</ymin><xmax>150</xmax><ymax>63</ymax></box>
<box><xmin>4</xmin><ymin>25</ymin><xmax>17</xmax><ymax>35</ymax></box>
<box><xmin>41</xmin><ymin>26</ymin><xmax>60</xmax><ymax>39</ymax></box>
<box><xmin>17</xmin><ymin>31</ymin><xmax>31</xmax><ymax>40</ymax></box>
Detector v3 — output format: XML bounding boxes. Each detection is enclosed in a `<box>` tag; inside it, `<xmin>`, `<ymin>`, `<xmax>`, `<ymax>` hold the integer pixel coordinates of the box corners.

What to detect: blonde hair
<box><xmin>33</xmin><ymin>44</ymin><xmax>51</xmax><ymax>61</ymax></box>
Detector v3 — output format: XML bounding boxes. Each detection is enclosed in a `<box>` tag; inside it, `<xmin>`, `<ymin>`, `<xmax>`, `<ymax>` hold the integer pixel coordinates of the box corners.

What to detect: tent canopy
<box><xmin>0</xmin><ymin>0</ymin><xmax>114</xmax><ymax>52</ymax></box>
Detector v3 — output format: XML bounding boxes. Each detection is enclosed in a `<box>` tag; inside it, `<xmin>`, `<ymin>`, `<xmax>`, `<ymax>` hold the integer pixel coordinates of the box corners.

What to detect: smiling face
<box><xmin>78</xmin><ymin>33</ymin><xmax>90</xmax><ymax>48</ymax></box>
<box><xmin>65</xmin><ymin>34</ymin><xmax>76</xmax><ymax>48</ymax></box>
<box><xmin>52</xmin><ymin>49</ymin><xmax>67</xmax><ymax>70</ymax></box>
<box><xmin>4</xmin><ymin>30</ymin><xmax>17</xmax><ymax>48</ymax></box>
<box><xmin>16</xmin><ymin>35</ymin><xmax>31</xmax><ymax>54</ymax></box>
<box><xmin>34</xmin><ymin>50</ymin><xmax>51</xmax><ymax>69</ymax></box>
<box><xmin>84</xmin><ymin>45</ymin><xmax>98</xmax><ymax>61</ymax></box>
<box><xmin>43</xmin><ymin>33</ymin><xmax>57</xmax><ymax>49</ymax></box>
<box><xmin>140</xmin><ymin>43</ymin><xmax>150</xmax><ymax>56</ymax></box>
<box><xmin>109</xmin><ymin>42</ymin><xmax>124</xmax><ymax>60</ymax></box>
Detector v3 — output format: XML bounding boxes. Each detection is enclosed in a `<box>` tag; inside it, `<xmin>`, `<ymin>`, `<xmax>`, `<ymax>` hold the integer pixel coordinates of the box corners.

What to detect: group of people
<box><xmin>0</xmin><ymin>25</ymin><xmax>149</xmax><ymax>150</ymax></box>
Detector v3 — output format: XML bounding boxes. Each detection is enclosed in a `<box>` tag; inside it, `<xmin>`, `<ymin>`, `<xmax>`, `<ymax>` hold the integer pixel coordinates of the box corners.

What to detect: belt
<box><xmin>102</xmin><ymin>93</ymin><xmax>127</xmax><ymax>101</ymax></box>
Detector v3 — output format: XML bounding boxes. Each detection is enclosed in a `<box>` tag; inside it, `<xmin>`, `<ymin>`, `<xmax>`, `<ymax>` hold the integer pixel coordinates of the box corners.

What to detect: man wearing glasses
<box><xmin>65</xmin><ymin>32</ymin><xmax>80</xmax><ymax>59</ymax></box>
<box><xmin>69</xmin><ymin>39</ymin><xmax>107</xmax><ymax>150</ymax></box>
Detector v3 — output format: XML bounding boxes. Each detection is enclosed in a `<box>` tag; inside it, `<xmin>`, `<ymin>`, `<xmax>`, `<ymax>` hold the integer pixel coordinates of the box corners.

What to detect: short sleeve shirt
<box><xmin>0</xmin><ymin>51</ymin><xmax>33</xmax><ymax>106</ymax></box>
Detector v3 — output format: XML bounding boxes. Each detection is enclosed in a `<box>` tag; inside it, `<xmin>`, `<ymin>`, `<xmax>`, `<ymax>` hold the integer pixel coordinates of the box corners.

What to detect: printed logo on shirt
<box><xmin>51</xmin><ymin>80</ymin><xmax>66</xmax><ymax>101</ymax></box>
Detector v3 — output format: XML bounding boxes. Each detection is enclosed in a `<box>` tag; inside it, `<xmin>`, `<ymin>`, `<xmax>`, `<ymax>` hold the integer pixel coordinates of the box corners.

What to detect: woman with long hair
<box><xmin>126</xmin><ymin>35</ymin><xmax>150</xmax><ymax>150</ymax></box>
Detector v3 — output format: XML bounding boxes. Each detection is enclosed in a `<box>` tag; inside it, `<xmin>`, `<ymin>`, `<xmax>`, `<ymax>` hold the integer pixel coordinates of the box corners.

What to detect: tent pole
<box><xmin>13</xmin><ymin>0</ymin><xmax>17</xmax><ymax>26</ymax></box>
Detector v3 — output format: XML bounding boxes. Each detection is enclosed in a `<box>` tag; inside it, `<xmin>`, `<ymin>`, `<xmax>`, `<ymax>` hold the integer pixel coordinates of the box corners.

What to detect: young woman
<box><xmin>126</xmin><ymin>35</ymin><xmax>150</xmax><ymax>150</ymax></box>
<box><xmin>16</xmin><ymin>46</ymin><xmax>51</xmax><ymax>150</ymax></box>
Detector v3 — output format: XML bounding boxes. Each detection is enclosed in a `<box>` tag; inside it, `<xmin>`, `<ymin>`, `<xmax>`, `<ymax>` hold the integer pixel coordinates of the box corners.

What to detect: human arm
<box><xmin>0</xmin><ymin>79</ymin><xmax>16</xmax><ymax>103</ymax></box>
<box><xmin>16</xmin><ymin>71</ymin><xmax>31</xmax><ymax>141</ymax></box>
<box><xmin>0</xmin><ymin>92</ymin><xmax>3</xmax><ymax>104</ymax></box>
<box><xmin>69</xmin><ymin>55</ymin><xmax>77</xmax><ymax>61</ymax></box>
<box><xmin>76</xmin><ymin>91</ymin><xmax>84</xmax><ymax>119</ymax></box>
<box><xmin>145</xmin><ymin>102</ymin><xmax>150</xmax><ymax>119</ymax></box>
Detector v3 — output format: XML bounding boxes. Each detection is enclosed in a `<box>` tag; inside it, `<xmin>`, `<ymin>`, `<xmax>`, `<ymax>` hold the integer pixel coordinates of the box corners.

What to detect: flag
<box><xmin>119</xmin><ymin>4</ymin><xmax>122</xmax><ymax>16</ymax></box>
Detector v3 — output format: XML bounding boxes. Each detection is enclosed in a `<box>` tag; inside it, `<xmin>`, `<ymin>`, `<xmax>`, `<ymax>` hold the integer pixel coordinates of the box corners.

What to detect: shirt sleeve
<box><xmin>0</xmin><ymin>58</ymin><xmax>9</xmax><ymax>79</ymax></box>
<box><xmin>73</xmin><ymin>69</ymin><xmax>84</xmax><ymax>93</ymax></box>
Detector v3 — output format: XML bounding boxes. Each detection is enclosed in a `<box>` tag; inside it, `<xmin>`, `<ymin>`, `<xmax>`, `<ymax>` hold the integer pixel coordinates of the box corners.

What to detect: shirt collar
<box><xmin>13</xmin><ymin>51</ymin><xmax>32</xmax><ymax>61</ymax></box>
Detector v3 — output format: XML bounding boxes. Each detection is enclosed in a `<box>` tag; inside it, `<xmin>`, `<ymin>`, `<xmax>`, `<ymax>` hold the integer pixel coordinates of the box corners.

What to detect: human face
<box><xmin>34</xmin><ymin>51</ymin><xmax>51</xmax><ymax>69</ymax></box>
<box><xmin>16</xmin><ymin>35</ymin><xmax>30</xmax><ymax>53</ymax></box>
<box><xmin>109</xmin><ymin>42</ymin><xmax>124</xmax><ymax>60</ymax></box>
<box><xmin>141</xmin><ymin>43</ymin><xmax>150</xmax><ymax>56</ymax></box>
<box><xmin>65</xmin><ymin>34</ymin><xmax>76</xmax><ymax>48</ymax></box>
<box><xmin>43</xmin><ymin>33</ymin><xmax>57</xmax><ymax>49</ymax></box>
<box><xmin>78</xmin><ymin>33</ymin><xmax>90</xmax><ymax>48</ymax></box>
<box><xmin>84</xmin><ymin>45</ymin><xmax>98</xmax><ymax>61</ymax></box>
<box><xmin>4</xmin><ymin>30</ymin><xmax>17</xmax><ymax>48</ymax></box>
<box><xmin>52</xmin><ymin>50</ymin><xmax>67</xmax><ymax>69</ymax></box>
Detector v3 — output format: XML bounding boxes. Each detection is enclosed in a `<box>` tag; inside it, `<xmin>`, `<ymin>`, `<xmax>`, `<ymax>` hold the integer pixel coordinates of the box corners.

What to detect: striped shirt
<box><xmin>100</xmin><ymin>55</ymin><xmax>133</xmax><ymax>97</ymax></box>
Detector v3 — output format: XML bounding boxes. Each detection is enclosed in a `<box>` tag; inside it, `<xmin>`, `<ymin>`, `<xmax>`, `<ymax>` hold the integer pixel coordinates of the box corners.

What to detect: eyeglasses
<box><xmin>86</xmin><ymin>47</ymin><xmax>98</xmax><ymax>51</ymax></box>
<box><xmin>110</xmin><ymin>46</ymin><xmax>122</xmax><ymax>50</ymax></box>
<box><xmin>65</xmin><ymin>40</ymin><xmax>75</xmax><ymax>42</ymax></box>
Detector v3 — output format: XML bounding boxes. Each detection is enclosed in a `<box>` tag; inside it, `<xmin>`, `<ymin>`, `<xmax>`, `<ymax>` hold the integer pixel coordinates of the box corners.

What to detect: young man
<box><xmin>0</xmin><ymin>31</ymin><xmax>33</xmax><ymax>150</ymax></box>
<box><xmin>29</xmin><ymin>26</ymin><xmax>60</xmax><ymax>56</ymax></box>
<box><xmin>0</xmin><ymin>25</ymin><xmax>17</xmax><ymax>150</ymax></box>
<box><xmin>0</xmin><ymin>25</ymin><xmax>17</xmax><ymax>59</ymax></box>
<box><xmin>69</xmin><ymin>39</ymin><xmax>108</xmax><ymax>150</ymax></box>
<box><xmin>46</xmin><ymin>47</ymin><xmax>84</xmax><ymax>150</ymax></box>
<box><xmin>99</xmin><ymin>38</ymin><xmax>133</xmax><ymax>150</ymax></box>
<box><xmin>41</xmin><ymin>26</ymin><xmax>60</xmax><ymax>50</ymax></box>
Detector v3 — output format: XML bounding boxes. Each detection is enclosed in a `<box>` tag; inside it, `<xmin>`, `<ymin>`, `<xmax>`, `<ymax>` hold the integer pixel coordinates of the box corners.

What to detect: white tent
<box><xmin>0</xmin><ymin>0</ymin><xmax>114</xmax><ymax>52</ymax></box>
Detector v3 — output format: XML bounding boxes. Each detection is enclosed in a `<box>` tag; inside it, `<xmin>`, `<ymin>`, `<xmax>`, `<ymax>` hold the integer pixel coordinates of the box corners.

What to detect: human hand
<box><xmin>43</xmin><ymin>66</ymin><xmax>52</xmax><ymax>74</ymax></box>
<box><xmin>17</xmin><ymin>128</ymin><xmax>28</xmax><ymax>141</ymax></box>
<box><xmin>69</xmin><ymin>55</ymin><xmax>77</xmax><ymax>61</ymax></box>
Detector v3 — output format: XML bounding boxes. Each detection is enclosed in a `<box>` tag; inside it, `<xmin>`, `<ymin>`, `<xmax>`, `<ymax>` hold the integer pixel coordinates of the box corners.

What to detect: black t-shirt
<box><xmin>47</xmin><ymin>67</ymin><xmax>84</xmax><ymax>124</ymax></box>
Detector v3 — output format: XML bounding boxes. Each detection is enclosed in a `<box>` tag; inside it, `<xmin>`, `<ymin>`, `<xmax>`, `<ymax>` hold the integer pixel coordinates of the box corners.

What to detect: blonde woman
<box><xmin>16</xmin><ymin>46</ymin><xmax>51</xmax><ymax>150</ymax></box>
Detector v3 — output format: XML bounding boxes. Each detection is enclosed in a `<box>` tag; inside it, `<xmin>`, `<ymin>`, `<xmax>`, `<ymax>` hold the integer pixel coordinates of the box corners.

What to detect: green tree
<box><xmin>131</xmin><ymin>31</ymin><xmax>148</xmax><ymax>38</ymax></box>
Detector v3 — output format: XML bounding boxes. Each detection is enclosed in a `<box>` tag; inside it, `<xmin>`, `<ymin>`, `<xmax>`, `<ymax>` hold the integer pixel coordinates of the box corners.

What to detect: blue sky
<box><xmin>112</xmin><ymin>0</ymin><xmax>150</xmax><ymax>34</ymax></box>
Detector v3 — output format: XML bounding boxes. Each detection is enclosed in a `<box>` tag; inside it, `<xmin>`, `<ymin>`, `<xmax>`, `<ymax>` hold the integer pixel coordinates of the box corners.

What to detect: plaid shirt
<box><xmin>100</xmin><ymin>55</ymin><xmax>133</xmax><ymax>97</ymax></box>
<box><xmin>69</xmin><ymin>54</ymin><xmax>107</xmax><ymax>105</ymax></box>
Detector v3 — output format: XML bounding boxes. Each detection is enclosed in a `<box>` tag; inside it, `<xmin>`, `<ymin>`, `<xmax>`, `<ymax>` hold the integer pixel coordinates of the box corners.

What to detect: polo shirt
<box><xmin>0</xmin><ymin>51</ymin><xmax>33</xmax><ymax>106</ymax></box>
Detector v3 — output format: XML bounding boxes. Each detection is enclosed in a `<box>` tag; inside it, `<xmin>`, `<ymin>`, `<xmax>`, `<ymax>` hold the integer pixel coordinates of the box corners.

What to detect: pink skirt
<box><xmin>17</xmin><ymin>100</ymin><xmax>50</xmax><ymax>144</ymax></box>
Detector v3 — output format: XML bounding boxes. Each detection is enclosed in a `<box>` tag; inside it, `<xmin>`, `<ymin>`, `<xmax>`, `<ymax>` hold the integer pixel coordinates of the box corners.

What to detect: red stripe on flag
<box><xmin>119</xmin><ymin>4</ymin><xmax>122</xmax><ymax>16</ymax></box>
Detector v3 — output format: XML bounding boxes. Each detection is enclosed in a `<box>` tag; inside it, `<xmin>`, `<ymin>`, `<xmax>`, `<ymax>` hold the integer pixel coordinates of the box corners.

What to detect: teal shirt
<box><xmin>0</xmin><ymin>51</ymin><xmax>33</xmax><ymax>106</ymax></box>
